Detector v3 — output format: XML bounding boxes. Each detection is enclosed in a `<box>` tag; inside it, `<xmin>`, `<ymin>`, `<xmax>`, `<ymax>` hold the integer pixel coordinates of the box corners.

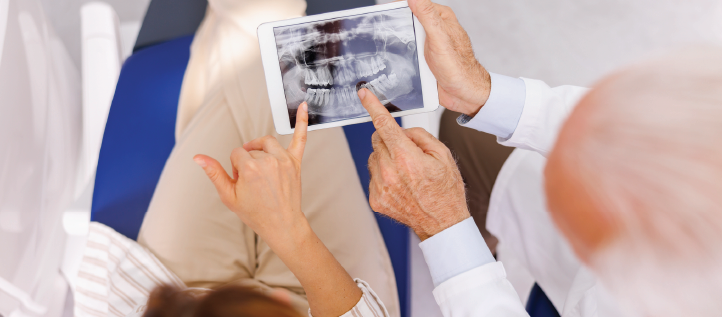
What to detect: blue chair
<box><xmin>91</xmin><ymin>35</ymin><xmax>410</xmax><ymax>316</ymax></box>
<box><xmin>92</xmin><ymin>36</ymin><xmax>192</xmax><ymax>240</ymax></box>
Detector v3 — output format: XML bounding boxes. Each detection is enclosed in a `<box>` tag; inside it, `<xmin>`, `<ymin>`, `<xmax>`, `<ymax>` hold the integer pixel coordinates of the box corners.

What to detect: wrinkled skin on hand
<box><xmin>360</xmin><ymin>88</ymin><xmax>470</xmax><ymax>240</ymax></box>
<box><xmin>408</xmin><ymin>0</ymin><xmax>491</xmax><ymax>116</ymax></box>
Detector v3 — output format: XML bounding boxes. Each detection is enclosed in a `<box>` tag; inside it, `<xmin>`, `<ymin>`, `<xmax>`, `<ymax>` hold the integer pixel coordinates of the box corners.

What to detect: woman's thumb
<box><xmin>194</xmin><ymin>155</ymin><xmax>236</xmax><ymax>206</ymax></box>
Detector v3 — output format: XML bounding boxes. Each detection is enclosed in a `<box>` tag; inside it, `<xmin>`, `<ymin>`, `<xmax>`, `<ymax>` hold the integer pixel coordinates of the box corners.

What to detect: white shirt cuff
<box><xmin>457</xmin><ymin>72</ymin><xmax>526</xmax><ymax>139</ymax></box>
<box><xmin>419</xmin><ymin>217</ymin><xmax>496</xmax><ymax>287</ymax></box>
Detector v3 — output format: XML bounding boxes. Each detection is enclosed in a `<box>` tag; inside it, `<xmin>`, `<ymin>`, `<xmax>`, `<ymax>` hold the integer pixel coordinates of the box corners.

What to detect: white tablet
<box><xmin>258</xmin><ymin>1</ymin><xmax>439</xmax><ymax>135</ymax></box>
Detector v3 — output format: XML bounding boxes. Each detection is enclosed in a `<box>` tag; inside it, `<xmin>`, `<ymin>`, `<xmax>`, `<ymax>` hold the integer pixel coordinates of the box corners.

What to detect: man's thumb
<box><xmin>194</xmin><ymin>154</ymin><xmax>236</xmax><ymax>205</ymax></box>
<box><xmin>408</xmin><ymin>0</ymin><xmax>439</xmax><ymax>25</ymax></box>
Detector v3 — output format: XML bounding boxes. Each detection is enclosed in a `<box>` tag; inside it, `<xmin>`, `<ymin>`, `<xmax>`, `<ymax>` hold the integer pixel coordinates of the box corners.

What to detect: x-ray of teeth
<box><xmin>274</xmin><ymin>7</ymin><xmax>424</xmax><ymax>126</ymax></box>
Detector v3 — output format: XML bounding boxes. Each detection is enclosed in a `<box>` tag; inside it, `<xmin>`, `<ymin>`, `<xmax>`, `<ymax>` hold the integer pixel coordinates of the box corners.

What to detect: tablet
<box><xmin>258</xmin><ymin>1</ymin><xmax>439</xmax><ymax>135</ymax></box>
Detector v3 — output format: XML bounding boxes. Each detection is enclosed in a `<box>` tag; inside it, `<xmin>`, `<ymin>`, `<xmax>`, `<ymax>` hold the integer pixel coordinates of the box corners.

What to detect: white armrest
<box><xmin>78</xmin><ymin>2</ymin><xmax>121</xmax><ymax>196</ymax></box>
<box><xmin>60</xmin><ymin>2</ymin><xmax>123</xmax><ymax>292</ymax></box>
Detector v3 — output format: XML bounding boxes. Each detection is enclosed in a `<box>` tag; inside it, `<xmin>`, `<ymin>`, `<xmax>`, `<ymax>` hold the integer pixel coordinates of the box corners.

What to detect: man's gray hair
<box><xmin>574</xmin><ymin>47</ymin><xmax>722</xmax><ymax>317</ymax></box>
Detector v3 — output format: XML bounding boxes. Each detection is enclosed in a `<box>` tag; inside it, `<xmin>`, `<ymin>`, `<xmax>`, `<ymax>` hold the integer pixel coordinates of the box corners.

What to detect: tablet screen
<box><xmin>274</xmin><ymin>7</ymin><xmax>423</xmax><ymax>127</ymax></box>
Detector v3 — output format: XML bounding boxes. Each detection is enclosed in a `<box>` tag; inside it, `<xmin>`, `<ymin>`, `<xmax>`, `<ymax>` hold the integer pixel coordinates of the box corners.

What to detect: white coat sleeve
<box><xmin>419</xmin><ymin>218</ymin><xmax>529</xmax><ymax>317</ymax></box>
<box><xmin>497</xmin><ymin>78</ymin><xmax>589</xmax><ymax>157</ymax></box>
<box><xmin>458</xmin><ymin>76</ymin><xmax>590</xmax><ymax>158</ymax></box>
<box><xmin>433</xmin><ymin>262</ymin><xmax>529</xmax><ymax>317</ymax></box>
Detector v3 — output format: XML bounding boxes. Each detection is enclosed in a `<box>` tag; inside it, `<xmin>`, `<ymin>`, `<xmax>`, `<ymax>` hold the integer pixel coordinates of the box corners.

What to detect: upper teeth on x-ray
<box><xmin>274</xmin><ymin>7</ymin><xmax>424</xmax><ymax>126</ymax></box>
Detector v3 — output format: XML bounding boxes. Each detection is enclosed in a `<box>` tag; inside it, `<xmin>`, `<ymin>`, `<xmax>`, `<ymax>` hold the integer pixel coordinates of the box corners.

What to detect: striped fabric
<box><xmin>334</xmin><ymin>279</ymin><xmax>390</xmax><ymax>317</ymax></box>
<box><xmin>74</xmin><ymin>222</ymin><xmax>185</xmax><ymax>317</ymax></box>
<box><xmin>75</xmin><ymin>222</ymin><xmax>389</xmax><ymax>317</ymax></box>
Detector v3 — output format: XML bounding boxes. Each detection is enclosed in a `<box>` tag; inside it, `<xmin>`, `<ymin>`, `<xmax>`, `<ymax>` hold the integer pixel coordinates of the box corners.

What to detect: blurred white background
<box><xmin>39</xmin><ymin>0</ymin><xmax>149</xmax><ymax>67</ymax></box>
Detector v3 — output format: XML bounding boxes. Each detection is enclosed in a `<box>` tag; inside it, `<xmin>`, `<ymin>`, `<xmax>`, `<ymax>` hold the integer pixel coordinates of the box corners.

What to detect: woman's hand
<box><xmin>193</xmin><ymin>102</ymin><xmax>310</xmax><ymax>249</ymax></box>
<box><xmin>194</xmin><ymin>103</ymin><xmax>363</xmax><ymax>317</ymax></box>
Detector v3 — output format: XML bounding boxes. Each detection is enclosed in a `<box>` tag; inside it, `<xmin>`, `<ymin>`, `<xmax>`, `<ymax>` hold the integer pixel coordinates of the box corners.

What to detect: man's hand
<box><xmin>193</xmin><ymin>103</ymin><xmax>310</xmax><ymax>249</ymax></box>
<box><xmin>409</xmin><ymin>0</ymin><xmax>491</xmax><ymax>117</ymax></box>
<box><xmin>360</xmin><ymin>88</ymin><xmax>470</xmax><ymax>240</ymax></box>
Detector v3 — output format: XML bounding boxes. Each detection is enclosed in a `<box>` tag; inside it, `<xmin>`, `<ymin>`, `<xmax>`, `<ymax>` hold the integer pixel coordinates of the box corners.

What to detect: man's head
<box><xmin>545</xmin><ymin>47</ymin><xmax>722</xmax><ymax>316</ymax></box>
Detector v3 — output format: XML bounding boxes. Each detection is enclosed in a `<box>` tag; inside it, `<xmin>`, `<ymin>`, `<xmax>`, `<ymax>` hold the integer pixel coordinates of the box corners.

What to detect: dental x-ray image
<box><xmin>274</xmin><ymin>7</ymin><xmax>424</xmax><ymax>127</ymax></box>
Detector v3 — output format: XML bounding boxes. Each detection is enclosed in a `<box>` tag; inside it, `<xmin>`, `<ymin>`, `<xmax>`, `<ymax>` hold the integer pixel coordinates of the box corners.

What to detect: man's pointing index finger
<box><xmin>357</xmin><ymin>88</ymin><xmax>416</xmax><ymax>155</ymax></box>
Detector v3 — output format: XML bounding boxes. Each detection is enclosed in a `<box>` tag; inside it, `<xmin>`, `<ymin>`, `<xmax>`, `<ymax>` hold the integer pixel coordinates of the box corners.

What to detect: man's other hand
<box><xmin>359</xmin><ymin>88</ymin><xmax>470</xmax><ymax>240</ymax></box>
<box><xmin>409</xmin><ymin>0</ymin><xmax>491</xmax><ymax>117</ymax></box>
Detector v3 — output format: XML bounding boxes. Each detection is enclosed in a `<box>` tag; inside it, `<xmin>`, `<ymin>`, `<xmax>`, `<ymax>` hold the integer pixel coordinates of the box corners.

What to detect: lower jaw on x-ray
<box><xmin>274</xmin><ymin>7</ymin><xmax>423</xmax><ymax>127</ymax></box>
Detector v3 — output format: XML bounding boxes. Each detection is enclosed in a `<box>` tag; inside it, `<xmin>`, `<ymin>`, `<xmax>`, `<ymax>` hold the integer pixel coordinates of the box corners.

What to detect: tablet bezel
<box><xmin>258</xmin><ymin>1</ymin><xmax>439</xmax><ymax>135</ymax></box>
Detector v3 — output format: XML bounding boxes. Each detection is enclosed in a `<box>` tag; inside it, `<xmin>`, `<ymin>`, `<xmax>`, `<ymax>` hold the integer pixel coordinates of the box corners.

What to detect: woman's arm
<box><xmin>271</xmin><ymin>217</ymin><xmax>363</xmax><ymax>316</ymax></box>
<box><xmin>193</xmin><ymin>102</ymin><xmax>362</xmax><ymax>317</ymax></box>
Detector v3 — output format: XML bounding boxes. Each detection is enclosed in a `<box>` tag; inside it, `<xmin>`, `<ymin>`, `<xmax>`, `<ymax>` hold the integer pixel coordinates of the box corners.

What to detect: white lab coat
<box><xmin>487</xmin><ymin>149</ymin><xmax>629</xmax><ymax>317</ymax></box>
<box><xmin>433</xmin><ymin>78</ymin><xmax>630</xmax><ymax>317</ymax></box>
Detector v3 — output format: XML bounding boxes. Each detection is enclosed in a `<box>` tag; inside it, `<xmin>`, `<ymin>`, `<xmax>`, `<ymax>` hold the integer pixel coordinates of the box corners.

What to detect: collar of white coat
<box><xmin>561</xmin><ymin>266</ymin><xmax>631</xmax><ymax>317</ymax></box>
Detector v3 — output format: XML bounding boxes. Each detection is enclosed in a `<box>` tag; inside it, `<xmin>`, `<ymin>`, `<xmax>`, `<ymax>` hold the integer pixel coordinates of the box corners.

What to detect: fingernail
<box><xmin>357</xmin><ymin>88</ymin><xmax>366</xmax><ymax>99</ymax></box>
<box><xmin>193</xmin><ymin>157</ymin><xmax>206</xmax><ymax>168</ymax></box>
<box><xmin>302</xmin><ymin>102</ymin><xmax>308</xmax><ymax>111</ymax></box>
